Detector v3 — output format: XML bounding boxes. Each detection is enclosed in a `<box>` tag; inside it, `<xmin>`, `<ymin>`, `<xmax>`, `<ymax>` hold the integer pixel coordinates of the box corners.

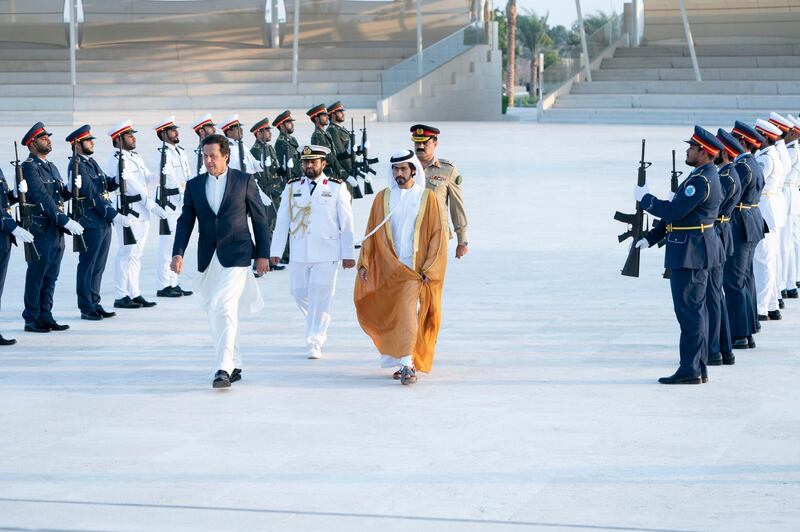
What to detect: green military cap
<box><xmin>272</xmin><ymin>110</ymin><xmax>295</xmax><ymax>128</ymax></box>
<box><xmin>250</xmin><ymin>117</ymin><xmax>271</xmax><ymax>133</ymax></box>
<box><xmin>306</xmin><ymin>104</ymin><xmax>328</xmax><ymax>120</ymax></box>
<box><xmin>327</xmin><ymin>101</ymin><xmax>345</xmax><ymax>114</ymax></box>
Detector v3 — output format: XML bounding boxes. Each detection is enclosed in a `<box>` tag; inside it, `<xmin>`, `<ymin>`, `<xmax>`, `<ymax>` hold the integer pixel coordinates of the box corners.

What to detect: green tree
<box><xmin>516</xmin><ymin>10</ymin><xmax>553</xmax><ymax>100</ymax></box>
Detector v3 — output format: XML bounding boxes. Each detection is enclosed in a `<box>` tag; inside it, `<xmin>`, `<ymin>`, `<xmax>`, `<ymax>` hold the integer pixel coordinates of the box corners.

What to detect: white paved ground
<box><xmin>0</xmin><ymin>122</ymin><xmax>798</xmax><ymax>531</ymax></box>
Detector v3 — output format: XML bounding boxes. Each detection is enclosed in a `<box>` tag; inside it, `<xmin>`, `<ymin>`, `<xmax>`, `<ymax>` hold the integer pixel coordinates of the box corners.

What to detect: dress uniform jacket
<box><xmin>70</xmin><ymin>155</ymin><xmax>118</xmax><ymax>228</ymax></box>
<box><xmin>757</xmin><ymin>145</ymin><xmax>787</xmax><ymax>231</ymax></box>
<box><xmin>733</xmin><ymin>153</ymin><xmax>765</xmax><ymax>242</ymax></box>
<box><xmin>643</xmin><ymin>162</ymin><xmax>724</xmax><ymax>270</ymax></box>
<box><xmin>270</xmin><ymin>176</ymin><xmax>354</xmax><ymax>263</ymax></box>
<box><xmin>310</xmin><ymin>126</ymin><xmax>344</xmax><ymax>179</ymax></box>
<box><xmin>151</xmin><ymin>143</ymin><xmax>191</xmax><ymax>209</ymax></box>
<box><xmin>104</xmin><ymin>150</ymin><xmax>154</xmax><ymax>241</ymax></box>
<box><xmin>251</xmin><ymin>141</ymin><xmax>284</xmax><ymax>204</ymax></box>
<box><xmin>327</xmin><ymin>122</ymin><xmax>353</xmax><ymax>177</ymax></box>
<box><xmin>0</xmin><ymin>171</ymin><xmax>18</xmax><ymax>302</ymax></box>
<box><xmin>23</xmin><ymin>155</ymin><xmax>71</xmax><ymax>234</ymax></box>
<box><xmin>275</xmin><ymin>133</ymin><xmax>301</xmax><ymax>179</ymax></box>
<box><xmin>717</xmin><ymin>162</ymin><xmax>743</xmax><ymax>258</ymax></box>
<box><xmin>423</xmin><ymin>157</ymin><xmax>468</xmax><ymax>245</ymax></box>
<box><xmin>785</xmin><ymin>141</ymin><xmax>800</xmax><ymax>217</ymax></box>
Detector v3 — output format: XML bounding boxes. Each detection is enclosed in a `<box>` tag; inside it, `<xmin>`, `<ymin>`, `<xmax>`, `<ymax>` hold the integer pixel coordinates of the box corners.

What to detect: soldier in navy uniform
<box><xmin>0</xmin><ymin>168</ymin><xmax>35</xmax><ymax>344</ymax></box>
<box><xmin>634</xmin><ymin>126</ymin><xmax>725</xmax><ymax>384</ymax></box>
<box><xmin>731</xmin><ymin>123</ymin><xmax>767</xmax><ymax>340</ymax></box>
<box><xmin>707</xmin><ymin>130</ymin><xmax>743</xmax><ymax>366</ymax></box>
<box><xmin>20</xmin><ymin>122</ymin><xmax>85</xmax><ymax>332</ymax></box>
<box><xmin>66</xmin><ymin>125</ymin><xmax>132</xmax><ymax>320</ymax></box>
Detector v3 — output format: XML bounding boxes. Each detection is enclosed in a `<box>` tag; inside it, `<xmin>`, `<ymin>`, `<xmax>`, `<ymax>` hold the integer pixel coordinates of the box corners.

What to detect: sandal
<box><xmin>400</xmin><ymin>366</ymin><xmax>417</xmax><ymax>385</ymax></box>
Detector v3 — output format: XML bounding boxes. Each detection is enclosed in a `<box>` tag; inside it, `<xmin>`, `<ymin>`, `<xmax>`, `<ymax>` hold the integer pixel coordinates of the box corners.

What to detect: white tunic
<box><xmin>388</xmin><ymin>182</ymin><xmax>424</xmax><ymax>269</ymax></box>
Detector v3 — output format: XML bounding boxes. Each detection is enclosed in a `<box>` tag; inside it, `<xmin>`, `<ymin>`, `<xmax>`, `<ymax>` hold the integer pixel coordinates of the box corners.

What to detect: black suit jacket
<box><xmin>172</xmin><ymin>168</ymin><xmax>270</xmax><ymax>272</ymax></box>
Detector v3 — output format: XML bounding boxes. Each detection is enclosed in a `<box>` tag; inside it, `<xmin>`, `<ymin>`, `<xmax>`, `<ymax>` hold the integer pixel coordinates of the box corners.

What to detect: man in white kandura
<box><xmin>105</xmin><ymin>120</ymin><xmax>164</xmax><ymax>309</ymax></box>
<box><xmin>270</xmin><ymin>145</ymin><xmax>355</xmax><ymax>359</ymax></box>
<box><xmin>152</xmin><ymin>116</ymin><xmax>193</xmax><ymax>298</ymax></box>
<box><xmin>171</xmin><ymin>134</ymin><xmax>270</xmax><ymax>389</ymax></box>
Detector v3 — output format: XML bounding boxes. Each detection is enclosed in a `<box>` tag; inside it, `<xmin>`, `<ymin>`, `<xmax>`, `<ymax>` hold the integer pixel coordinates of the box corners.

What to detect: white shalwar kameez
<box><xmin>194</xmin><ymin>170</ymin><xmax>263</xmax><ymax>375</ymax></box>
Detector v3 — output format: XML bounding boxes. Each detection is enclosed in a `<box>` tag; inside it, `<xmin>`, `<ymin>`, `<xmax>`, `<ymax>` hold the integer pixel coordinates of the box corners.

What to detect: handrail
<box><xmin>380</xmin><ymin>21</ymin><xmax>492</xmax><ymax>99</ymax></box>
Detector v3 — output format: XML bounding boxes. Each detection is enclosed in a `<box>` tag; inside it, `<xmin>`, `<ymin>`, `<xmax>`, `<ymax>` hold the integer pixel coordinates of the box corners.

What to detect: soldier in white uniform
<box><xmin>753</xmin><ymin>119</ymin><xmax>787</xmax><ymax>320</ymax></box>
<box><xmin>788</xmin><ymin>114</ymin><xmax>800</xmax><ymax>293</ymax></box>
<box><xmin>191</xmin><ymin>113</ymin><xmax>216</xmax><ymax>176</ymax></box>
<box><xmin>769</xmin><ymin>113</ymin><xmax>800</xmax><ymax>300</ymax></box>
<box><xmin>105</xmin><ymin>120</ymin><xmax>164</xmax><ymax>309</ymax></box>
<box><xmin>270</xmin><ymin>145</ymin><xmax>355</xmax><ymax>359</ymax></box>
<box><xmin>221</xmin><ymin>115</ymin><xmax>263</xmax><ymax>176</ymax></box>
<box><xmin>152</xmin><ymin>116</ymin><xmax>193</xmax><ymax>298</ymax></box>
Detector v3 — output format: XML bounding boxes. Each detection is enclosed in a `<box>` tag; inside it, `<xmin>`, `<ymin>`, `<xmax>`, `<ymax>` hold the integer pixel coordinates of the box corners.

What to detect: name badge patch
<box><xmin>321</xmin><ymin>191</ymin><xmax>333</xmax><ymax>198</ymax></box>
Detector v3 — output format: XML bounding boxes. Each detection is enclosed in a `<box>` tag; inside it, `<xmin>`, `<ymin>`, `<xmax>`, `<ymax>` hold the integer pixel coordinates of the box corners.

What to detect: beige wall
<box><xmin>644</xmin><ymin>0</ymin><xmax>800</xmax><ymax>43</ymax></box>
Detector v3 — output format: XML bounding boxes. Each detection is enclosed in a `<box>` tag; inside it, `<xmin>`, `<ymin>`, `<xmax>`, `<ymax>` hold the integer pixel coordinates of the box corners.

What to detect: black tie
<box><xmin>310</xmin><ymin>180</ymin><xmax>317</xmax><ymax>195</ymax></box>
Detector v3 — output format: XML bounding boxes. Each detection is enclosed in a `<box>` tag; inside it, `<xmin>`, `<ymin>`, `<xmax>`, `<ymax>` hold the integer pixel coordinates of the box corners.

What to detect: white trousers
<box><xmin>289</xmin><ymin>261</ymin><xmax>339</xmax><ymax>349</ymax></box>
<box><xmin>781</xmin><ymin>213</ymin><xmax>796</xmax><ymax>291</ymax></box>
<box><xmin>754</xmin><ymin>231</ymin><xmax>779</xmax><ymax>313</ymax></box>
<box><xmin>157</xmin><ymin>211</ymin><xmax>181</xmax><ymax>288</ymax></box>
<box><xmin>794</xmin><ymin>214</ymin><xmax>800</xmax><ymax>284</ymax></box>
<box><xmin>114</xmin><ymin>219</ymin><xmax>149</xmax><ymax>299</ymax></box>
<box><xmin>196</xmin><ymin>254</ymin><xmax>263</xmax><ymax>376</ymax></box>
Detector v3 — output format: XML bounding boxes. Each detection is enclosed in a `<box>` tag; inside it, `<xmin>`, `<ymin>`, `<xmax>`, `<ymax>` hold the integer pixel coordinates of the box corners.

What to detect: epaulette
<box><xmin>328</xmin><ymin>176</ymin><xmax>344</xmax><ymax>184</ymax></box>
<box><xmin>24</xmin><ymin>157</ymin><xmax>34</xmax><ymax>163</ymax></box>
<box><xmin>438</xmin><ymin>158</ymin><xmax>454</xmax><ymax>166</ymax></box>
<box><xmin>287</xmin><ymin>176</ymin><xmax>301</xmax><ymax>184</ymax></box>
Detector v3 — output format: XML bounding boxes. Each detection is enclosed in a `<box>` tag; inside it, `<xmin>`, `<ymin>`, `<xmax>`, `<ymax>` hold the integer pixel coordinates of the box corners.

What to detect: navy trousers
<box><xmin>23</xmin><ymin>227</ymin><xmax>64</xmax><ymax>323</ymax></box>
<box><xmin>669</xmin><ymin>267</ymin><xmax>708</xmax><ymax>376</ymax></box>
<box><xmin>745</xmin><ymin>242</ymin><xmax>759</xmax><ymax>333</ymax></box>
<box><xmin>707</xmin><ymin>263</ymin><xmax>732</xmax><ymax>356</ymax></box>
<box><xmin>0</xmin><ymin>238</ymin><xmax>10</xmax><ymax>306</ymax></box>
<box><xmin>724</xmin><ymin>241</ymin><xmax>753</xmax><ymax>339</ymax></box>
<box><xmin>76</xmin><ymin>225</ymin><xmax>111</xmax><ymax>314</ymax></box>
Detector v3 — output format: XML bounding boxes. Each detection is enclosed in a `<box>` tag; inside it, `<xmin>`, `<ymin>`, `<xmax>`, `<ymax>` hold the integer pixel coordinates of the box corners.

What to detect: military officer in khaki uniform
<box><xmin>412</xmin><ymin>124</ymin><xmax>469</xmax><ymax>259</ymax></box>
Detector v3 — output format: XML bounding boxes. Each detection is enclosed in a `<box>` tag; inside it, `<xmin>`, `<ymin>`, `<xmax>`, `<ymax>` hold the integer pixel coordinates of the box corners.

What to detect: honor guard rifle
<box><xmin>69</xmin><ymin>143</ymin><xmax>88</xmax><ymax>252</ymax></box>
<box><xmin>660</xmin><ymin>150</ymin><xmax>683</xmax><ymax>279</ymax></box>
<box><xmin>195</xmin><ymin>138</ymin><xmax>203</xmax><ymax>176</ymax></box>
<box><xmin>338</xmin><ymin>118</ymin><xmax>365</xmax><ymax>195</ymax></box>
<box><xmin>11</xmin><ymin>142</ymin><xmax>40</xmax><ymax>262</ymax></box>
<box><xmin>613</xmin><ymin>139</ymin><xmax>651</xmax><ymax>278</ymax></box>
<box><xmin>116</xmin><ymin>143</ymin><xmax>139</xmax><ymax>246</ymax></box>
<box><xmin>357</xmin><ymin>117</ymin><xmax>378</xmax><ymax>195</ymax></box>
<box><xmin>156</xmin><ymin>136</ymin><xmax>176</xmax><ymax>236</ymax></box>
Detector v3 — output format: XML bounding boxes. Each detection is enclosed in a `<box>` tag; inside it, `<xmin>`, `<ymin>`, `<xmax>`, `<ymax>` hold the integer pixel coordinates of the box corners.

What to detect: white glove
<box><xmin>634</xmin><ymin>184</ymin><xmax>650</xmax><ymax>202</ymax></box>
<box><xmin>287</xmin><ymin>158</ymin><xmax>294</xmax><ymax>169</ymax></box>
<box><xmin>113</xmin><ymin>213</ymin><xmax>132</xmax><ymax>227</ymax></box>
<box><xmin>363</xmin><ymin>140</ymin><xmax>371</xmax><ymax>149</ymax></box>
<box><xmin>17</xmin><ymin>179</ymin><xmax>28</xmax><ymax>195</ymax></box>
<box><xmin>12</xmin><ymin>226</ymin><xmax>34</xmax><ymax>243</ymax></box>
<box><xmin>151</xmin><ymin>204</ymin><xmax>168</xmax><ymax>219</ymax></box>
<box><xmin>73</xmin><ymin>175</ymin><xmax>82</xmax><ymax>191</ymax></box>
<box><xmin>363</xmin><ymin>175</ymin><xmax>372</xmax><ymax>184</ymax></box>
<box><xmin>265</xmin><ymin>156</ymin><xmax>272</xmax><ymax>166</ymax></box>
<box><xmin>346</xmin><ymin>176</ymin><xmax>359</xmax><ymax>188</ymax></box>
<box><xmin>258</xmin><ymin>189</ymin><xmax>272</xmax><ymax>206</ymax></box>
<box><xmin>64</xmin><ymin>219</ymin><xmax>84</xmax><ymax>236</ymax></box>
<box><xmin>635</xmin><ymin>238</ymin><xmax>649</xmax><ymax>249</ymax></box>
<box><xmin>667</xmin><ymin>192</ymin><xmax>675</xmax><ymax>201</ymax></box>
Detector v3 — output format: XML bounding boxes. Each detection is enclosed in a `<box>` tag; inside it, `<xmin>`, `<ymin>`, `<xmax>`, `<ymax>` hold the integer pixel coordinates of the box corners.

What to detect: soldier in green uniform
<box><xmin>412</xmin><ymin>124</ymin><xmax>469</xmax><ymax>259</ymax></box>
<box><xmin>250</xmin><ymin>117</ymin><xmax>286</xmax><ymax>271</ymax></box>
<box><xmin>273</xmin><ymin>110</ymin><xmax>301</xmax><ymax>180</ymax></box>
<box><xmin>325</xmin><ymin>101</ymin><xmax>363</xmax><ymax>198</ymax></box>
<box><xmin>307</xmin><ymin>104</ymin><xmax>351</xmax><ymax>190</ymax></box>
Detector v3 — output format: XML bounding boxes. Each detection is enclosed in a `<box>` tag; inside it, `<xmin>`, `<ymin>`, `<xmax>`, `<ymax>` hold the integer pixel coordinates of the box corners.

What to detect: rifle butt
<box><xmin>159</xmin><ymin>218</ymin><xmax>172</xmax><ymax>236</ymax></box>
<box><xmin>363</xmin><ymin>181</ymin><xmax>374</xmax><ymax>195</ymax></box>
<box><xmin>663</xmin><ymin>267</ymin><xmax>671</xmax><ymax>279</ymax></box>
<box><xmin>620</xmin><ymin>248</ymin><xmax>641</xmax><ymax>278</ymax></box>
<box><xmin>73</xmin><ymin>234</ymin><xmax>88</xmax><ymax>253</ymax></box>
<box><xmin>122</xmin><ymin>226</ymin><xmax>137</xmax><ymax>246</ymax></box>
<box><xmin>24</xmin><ymin>242</ymin><xmax>40</xmax><ymax>262</ymax></box>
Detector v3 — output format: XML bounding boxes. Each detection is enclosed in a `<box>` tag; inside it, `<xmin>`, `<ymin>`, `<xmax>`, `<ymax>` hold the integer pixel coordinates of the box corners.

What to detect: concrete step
<box><xmin>601</xmin><ymin>56</ymin><xmax>800</xmax><ymax>69</ymax></box>
<box><xmin>554</xmin><ymin>93</ymin><xmax>800</xmax><ymax>110</ymax></box>
<box><xmin>613</xmin><ymin>43</ymin><xmax>800</xmax><ymax>58</ymax></box>
<box><xmin>592</xmin><ymin>67</ymin><xmax>800</xmax><ymax>81</ymax></box>
<box><xmin>571</xmin><ymin>80</ymin><xmax>800</xmax><ymax>95</ymax></box>
<box><xmin>74</xmin><ymin>69</ymin><xmax>382</xmax><ymax>84</ymax></box>
<box><xmin>68</xmin><ymin>94</ymin><xmax>378</xmax><ymax>112</ymax></box>
<box><xmin>540</xmin><ymin>107</ymin><xmax>789</xmax><ymax>125</ymax></box>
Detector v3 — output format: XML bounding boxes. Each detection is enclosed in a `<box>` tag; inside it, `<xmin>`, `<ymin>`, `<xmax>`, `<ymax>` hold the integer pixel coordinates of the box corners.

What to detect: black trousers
<box><xmin>23</xmin><ymin>227</ymin><xmax>64</xmax><ymax>323</ymax></box>
<box><xmin>669</xmin><ymin>267</ymin><xmax>708</xmax><ymax>377</ymax></box>
<box><xmin>76</xmin><ymin>225</ymin><xmax>112</xmax><ymax>313</ymax></box>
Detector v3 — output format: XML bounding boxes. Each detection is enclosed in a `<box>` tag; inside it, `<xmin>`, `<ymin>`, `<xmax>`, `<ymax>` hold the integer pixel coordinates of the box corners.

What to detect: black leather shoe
<box><xmin>781</xmin><ymin>289</ymin><xmax>788</xmax><ymax>299</ymax></box>
<box><xmin>230</xmin><ymin>368</ymin><xmax>242</xmax><ymax>383</ymax></box>
<box><xmin>755</xmin><ymin>322</ymin><xmax>761</xmax><ymax>332</ymax></box>
<box><xmin>213</xmin><ymin>370</ymin><xmax>231</xmax><ymax>388</ymax></box>
<box><xmin>707</xmin><ymin>354</ymin><xmax>723</xmax><ymax>366</ymax></box>
<box><xmin>95</xmin><ymin>306</ymin><xmax>116</xmax><ymax>318</ymax></box>
<box><xmin>758</xmin><ymin>314</ymin><xmax>769</xmax><ymax>321</ymax></box>
<box><xmin>796</xmin><ymin>281</ymin><xmax>800</xmax><ymax>289</ymax></box>
<box><xmin>253</xmin><ymin>270</ymin><xmax>263</xmax><ymax>278</ymax></box>
<box><xmin>132</xmin><ymin>296</ymin><xmax>156</xmax><ymax>308</ymax></box>
<box><xmin>175</xmin><ymin>285</ymin><xmax>193</xmax><ymax>296</ymax></box>
<box><xmin>748</xmin><ymin>335</ymin><xmax>756</xmax><ymax>348</ymax></box>
<box><xmin>768</xmin><ymin>310</ymin><xmax>782</xmax><ymax>320</ymax></box>
<box><xmin>722</xmin><ymin>352</ymin><xmax>735</xmax><ymax>365</ymax></box>
<box><xmin>157</xmin><ymin>286</ymin><xmax>182</xmax><ymax>298</ymax></box>
<box><xmin>787</xmin><ymin>289</ymin><xmax>798</xmax><ymax>299</ymax></box>
<box><xmin>700</xmin><ymin>363</ymin><xmax>708</xmax><ymax>384</ymax></box>
<box><xmin>732</xmin><ymin>337</ymin><xmax>749</xmax><ymax>349</ymax></box>
<box><xmin>114</xmin><ymin>296</ymin><xmax>142</xmax><ymax>309</ymax></box>
<box><xmin>270</xmin><ymin>264</ymin><xmax>286</xmax><ymax>271</ymax></box>
<box><xmin>658</xmin><ymin>371</ymin><xmax>702</xmax><ymax>385</ymax></box>
<box><xmin>778</xmin><ymin>298</ymin><xmax>785</xmax><ymax>309</ymax></box>
<box><xmin>24</xmin><ymin>321</ymin><xmax>50</xmax><ymax>333</ymax></box>
<box><xmin>41</xmin><ymin>319</ymin><xmax>69</xmax><ymax>331</ymax></box>
<box><xmin>0</xmin><ymin>335</ymin><xmax>17</xmax><ymax>346</ymax></box>
<box><xmin>81</xmin><ymin>312</ymin><xmax>103</xmax><ymax>321</ymax></box>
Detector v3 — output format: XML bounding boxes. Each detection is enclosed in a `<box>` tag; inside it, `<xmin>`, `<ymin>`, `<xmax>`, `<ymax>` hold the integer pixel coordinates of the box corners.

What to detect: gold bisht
<box><xmin>354</xmin><ymin>188</ymin><xmax>447</xmax><ymax>373</ymax></box>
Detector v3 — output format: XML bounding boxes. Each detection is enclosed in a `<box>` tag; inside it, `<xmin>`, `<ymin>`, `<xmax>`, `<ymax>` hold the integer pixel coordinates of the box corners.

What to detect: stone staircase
<box><xmin>542</xmin><ymin>43</ymin><xmax>800</xmax><ymax>124</ymax></box>
<box><xmin>0</xmin><ymin>41</ymin><xmax>417</xmax><ymax>127</ymax></box>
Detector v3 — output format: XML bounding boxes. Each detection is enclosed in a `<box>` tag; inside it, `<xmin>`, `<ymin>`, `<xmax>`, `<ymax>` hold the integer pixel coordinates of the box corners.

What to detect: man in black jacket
<box><xmin>171</xmin><ymin>134</ymin><xmax>270</xmax><ymax>389</ymax></box>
